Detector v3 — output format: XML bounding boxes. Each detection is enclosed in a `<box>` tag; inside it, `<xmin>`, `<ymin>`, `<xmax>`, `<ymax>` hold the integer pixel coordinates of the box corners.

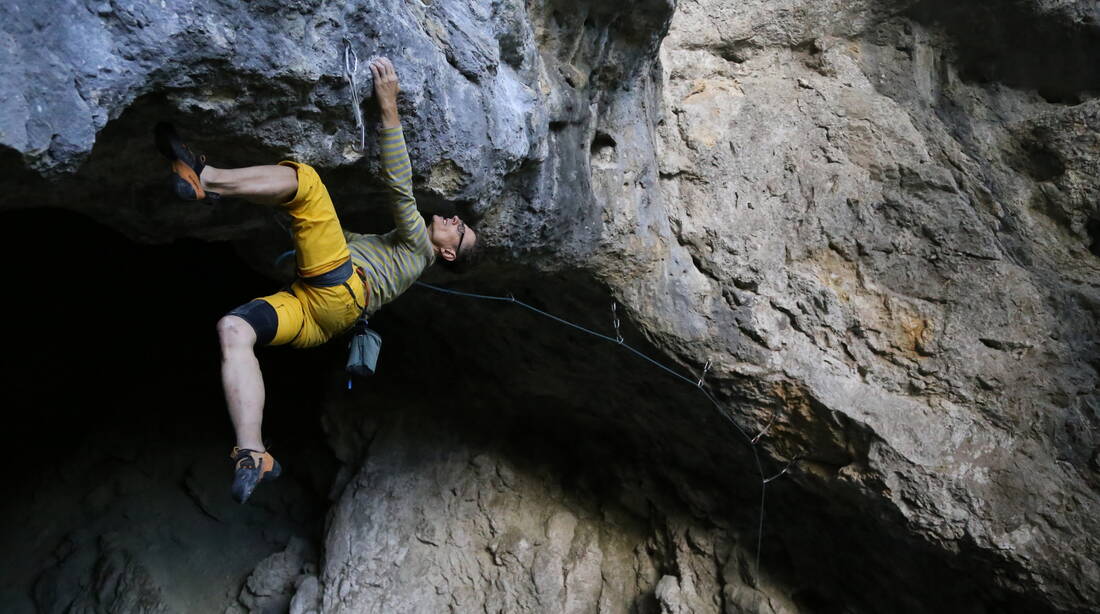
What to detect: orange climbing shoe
<box><xmin>154</xmin><ymin>121</ymin><xmax>219</xmax><ymax>201</ymax></box>
<box><xmin>230</xmin><ymin>447</ymin><xmax>281</xmax><ymax>503</ymax></box>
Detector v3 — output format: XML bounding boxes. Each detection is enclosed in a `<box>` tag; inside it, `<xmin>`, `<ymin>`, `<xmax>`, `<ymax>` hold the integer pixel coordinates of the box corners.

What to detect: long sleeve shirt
<box><xmin>343</xmin><ymin>126</ymin><xmax>435</xmax><ymax>316</ymax></box>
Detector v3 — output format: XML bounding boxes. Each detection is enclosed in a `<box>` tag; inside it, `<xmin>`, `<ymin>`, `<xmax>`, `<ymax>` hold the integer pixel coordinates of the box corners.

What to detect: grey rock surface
<box><xmin>2</xmin><ymin>0</ymin><xmax>1098</xmax><ymax>613</ymax></box>
<box><xmin>652</xmin><ymin>2</ymin><xmax>1100</xmax><ymax>611</ymax></box>
<box><xmin>0</xmin><ymin>413</ymin><xmax>329</xmax><ymax>614</ymax></box>
<box><xmin>237</xmin><ymin>537</ymin><xmax>318</xmax><ymax>614</ymax></box>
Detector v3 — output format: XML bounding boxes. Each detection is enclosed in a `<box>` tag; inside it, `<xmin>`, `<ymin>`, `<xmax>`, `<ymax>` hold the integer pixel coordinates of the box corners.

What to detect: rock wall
<box><xmin>650</xmin><ymin>1</ymin><xmax>1100</xmax><ymax>611</ymax></box>
<box><xmin>1</xmin><ymin>0</ymin><xmax>1098</xmax><ymax>613</ymax></box>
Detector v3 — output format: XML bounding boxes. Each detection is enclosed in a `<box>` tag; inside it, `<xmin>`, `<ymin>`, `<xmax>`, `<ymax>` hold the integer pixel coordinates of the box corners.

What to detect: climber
<box><xmin>154</xmin><ymin>57</ymin><xmax>477</xmax><ymax>504</ymax></box>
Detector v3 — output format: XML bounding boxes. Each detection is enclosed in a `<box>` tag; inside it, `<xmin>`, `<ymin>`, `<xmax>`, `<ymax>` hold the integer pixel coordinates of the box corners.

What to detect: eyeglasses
<box><xmin>454</xmin><ymin>220</ymin><xmax>466</xmax><ymax>259</ymax></box>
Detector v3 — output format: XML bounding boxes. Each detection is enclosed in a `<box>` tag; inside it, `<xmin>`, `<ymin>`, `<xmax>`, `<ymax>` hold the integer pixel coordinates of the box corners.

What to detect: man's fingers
<box><xmin>370</xmin><ymin>58</ymin><xmax>396</xmax><ymax>80</ymax></box>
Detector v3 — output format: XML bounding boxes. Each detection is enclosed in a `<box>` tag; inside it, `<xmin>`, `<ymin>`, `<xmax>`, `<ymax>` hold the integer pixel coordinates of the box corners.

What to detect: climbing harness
<box><xmin>343</xmin><ymin>38</ymin><xmax>366</xmax><ymax>152</ymax></box>
<box><xmin>411</xmin><ymin>281</ymin><xmax>799</xmax><ymax>576</ymax></box>
<box><xmin>275</xmin><ymin>249</ymin><xmax>378</xmax><ymax>387</ymax></box>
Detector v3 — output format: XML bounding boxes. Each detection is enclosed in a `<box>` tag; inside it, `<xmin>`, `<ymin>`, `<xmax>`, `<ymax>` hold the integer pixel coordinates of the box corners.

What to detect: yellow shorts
<box><xmin>252</xmin><ymin>162</ymin><xmax>367</xmax><ymax>349</ymax></box>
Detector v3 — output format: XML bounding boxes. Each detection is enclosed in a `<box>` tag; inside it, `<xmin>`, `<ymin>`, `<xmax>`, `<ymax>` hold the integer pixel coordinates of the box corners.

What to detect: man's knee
<box><xmin>218</xmin><ymin>315</ymin><xmax>257</xmax><ymax>350</ymax></box>
<box><xmin>221</xmin><ymin>299</ymin><xmax>279</xmax><ymax>347</ymax></box>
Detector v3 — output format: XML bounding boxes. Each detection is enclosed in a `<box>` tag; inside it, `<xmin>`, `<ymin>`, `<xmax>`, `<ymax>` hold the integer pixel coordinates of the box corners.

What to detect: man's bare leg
<box><xmin>207</xmin><ymin>164</ymin><xmax>298</xmax><ymax>452</ymax></box>
<box><xmin>201</xmin><ymin>165</ymin><xmax>297</xmax><ymax>206</ymax></box>
<box><xmin>217</xmin><ymin>315</ymin><xmax>265</xmax><ymax>451</ymax></box>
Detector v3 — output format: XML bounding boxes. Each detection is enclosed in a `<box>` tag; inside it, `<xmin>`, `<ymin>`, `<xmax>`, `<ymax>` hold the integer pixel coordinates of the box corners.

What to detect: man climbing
<box><xmin>154</xmin><ymin>57</ymin><xmax>477</xmax><ymax>503</ymax></box>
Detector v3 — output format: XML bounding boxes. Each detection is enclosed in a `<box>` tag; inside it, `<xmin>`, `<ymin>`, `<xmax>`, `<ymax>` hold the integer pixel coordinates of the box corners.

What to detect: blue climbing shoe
<box><xmin>154</xmin><ymin>121</ymin><xmax>219</xmax><ymax>201</ymax></box>
<box><xmin>230</xmin><ymin>447</ymin><xmax>281</xmax><ymax>504</ymax></box>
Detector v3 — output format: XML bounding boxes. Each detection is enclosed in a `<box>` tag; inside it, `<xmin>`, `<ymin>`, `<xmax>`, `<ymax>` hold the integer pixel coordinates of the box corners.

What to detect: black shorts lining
<box><xmin>302</xmin><ymin>260</ymin><xmax>352</xmax><ymax>288</ymax></box>
<box><xmin>227</xmin><ymin>300</ymin><xmax>278</xmax><ymax>346</ymax></box>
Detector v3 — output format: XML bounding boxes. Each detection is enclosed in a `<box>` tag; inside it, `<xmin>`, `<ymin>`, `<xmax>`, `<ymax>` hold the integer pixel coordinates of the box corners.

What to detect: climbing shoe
<box><xmin>230</xmin><ymin>447</ymin><xmax>282</xmax><ymax>504</ymax></box>
<box><xmin>154</xmin><ymin>121</ymin><xmax>219</xmax><ymax>201</ymax></box>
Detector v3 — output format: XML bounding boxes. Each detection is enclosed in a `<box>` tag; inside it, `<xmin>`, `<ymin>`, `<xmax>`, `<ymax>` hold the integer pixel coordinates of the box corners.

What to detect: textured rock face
<box><xmin>3</xmin><ymin>0</ymin><xmax>1099</xmax><ymax>613</ymax></box>
<box><xmin>652</xmin><ymin>1</ymin><xmax>1100</xmax><ymax>611</ymax></box>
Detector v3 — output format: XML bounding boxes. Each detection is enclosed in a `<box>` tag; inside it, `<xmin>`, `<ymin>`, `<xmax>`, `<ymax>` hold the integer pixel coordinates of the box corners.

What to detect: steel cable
<box><xmin>413</xmin><ymin>281</ymin><xmax>792</xmax><ymax>575</ymax></box>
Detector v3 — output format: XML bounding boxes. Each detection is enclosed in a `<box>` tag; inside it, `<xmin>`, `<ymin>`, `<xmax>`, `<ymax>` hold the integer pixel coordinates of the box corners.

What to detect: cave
<box><xmin>907</xmin><ymin>0</ymin><xmax>1100</xmax><ymax>104</ymax></box>
<box><xmin>1089</xmin><ymin>216</ymin><xmax>1100</xmax><ymax>259</ymax></box>
<box><xmin>3</xmin><ymin>1</ymin><xmax>1099</xmax><ymax>613</ymax></box>
<box><xmin>0</xmin><ymin>208</ymin><xmax>336</xmax><ymax>612</ymax></box>
<box><xmin>0</xmin><ymin>206</ymin><xmax>1050</xmax><ymax>614</ymax></box>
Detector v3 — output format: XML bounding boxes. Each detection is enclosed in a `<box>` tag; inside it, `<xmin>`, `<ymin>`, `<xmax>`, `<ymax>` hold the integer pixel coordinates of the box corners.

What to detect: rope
<box><xmin>274</xmin><ymin>249</ymin><xmax>296</xmax><ymax>268</ymax></box>
<box><xmin>412</xmin><ymin>280</ymin><xmax>795</xmax><ymax>575</ymax></box>
<box><xmin>343</xmin><ymin>38</ymin><xmax>366</xmax><ymax>152</ymax></box>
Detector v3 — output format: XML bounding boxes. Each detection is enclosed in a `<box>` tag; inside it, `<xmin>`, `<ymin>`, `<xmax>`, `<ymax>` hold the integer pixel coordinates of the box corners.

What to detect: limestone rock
<box><xmin>1</xmin><ymin>0</ymin><xmax>1098</xmax><ymax>613</ymax></box>
<box><xmin>238</xmin><ymin>537</ymin><xmax>317</xmax><ymax>614</ymax></box>
<box><xmin>33</xmin><ymin>535</ymin><xmax>168</xmax><ymax>614</ymax></box>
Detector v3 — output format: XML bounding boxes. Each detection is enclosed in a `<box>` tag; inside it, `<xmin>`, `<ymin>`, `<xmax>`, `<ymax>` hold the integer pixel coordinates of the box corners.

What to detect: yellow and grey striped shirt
<box><xmin>344</xmin><ymin>126</ymin><xmax>435</xmax><ymax>316</ymax></box>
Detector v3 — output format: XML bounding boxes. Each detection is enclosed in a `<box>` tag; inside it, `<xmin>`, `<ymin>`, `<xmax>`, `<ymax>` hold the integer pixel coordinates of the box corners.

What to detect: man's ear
<box><xmin>441</xmin><ymin>247</ymin><xmax>457</xmax><ymax>262</ymax></box>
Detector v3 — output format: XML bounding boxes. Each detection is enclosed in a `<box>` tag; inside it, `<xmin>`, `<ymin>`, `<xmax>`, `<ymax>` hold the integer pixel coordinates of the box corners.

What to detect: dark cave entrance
<box><xmin>0</xmin><ymin>208</ymin><xmax>337</xmax><ymax>612</ymax></box>
<box><xmin>0</xmin><ymin>206</ymin><xmax>1059</xmax><ymax>613</ymax></box>
<box><xmin>1088</xmin><ymin>215</ymin><xmax>1100</xmax><ymax>259</ymax></box>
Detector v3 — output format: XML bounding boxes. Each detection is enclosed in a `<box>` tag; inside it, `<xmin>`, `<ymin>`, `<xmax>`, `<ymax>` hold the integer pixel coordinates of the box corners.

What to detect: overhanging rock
<box><xmin>2</xmin><ymin>0</ymin><xmax>1098</xmax><ymax>612</ymax></box>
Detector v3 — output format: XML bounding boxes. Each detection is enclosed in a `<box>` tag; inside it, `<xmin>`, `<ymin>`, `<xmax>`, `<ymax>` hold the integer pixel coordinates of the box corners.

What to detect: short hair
<box><xmin>437</xmin><ymin>224</ymin><xmax>481</xmax><ymax>274</ymax></box>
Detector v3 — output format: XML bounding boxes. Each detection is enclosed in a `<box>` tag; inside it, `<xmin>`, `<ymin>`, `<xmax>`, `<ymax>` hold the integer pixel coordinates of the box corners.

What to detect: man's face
<box><xmin>429</xmin><ymin>214</ymin><xmax>476</xmax><ymax>262</ymax></box>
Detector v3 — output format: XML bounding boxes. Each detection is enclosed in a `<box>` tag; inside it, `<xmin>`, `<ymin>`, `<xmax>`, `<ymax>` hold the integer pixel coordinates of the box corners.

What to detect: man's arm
<box><xmin>370</xmin><ymin>57</ymin><xmax>428</xmax><ymax>249</ymax></box>
<box><xmin>343</xmin><ymin>229</ymin><xmax>366</xmax><ymax>243</ymax></box>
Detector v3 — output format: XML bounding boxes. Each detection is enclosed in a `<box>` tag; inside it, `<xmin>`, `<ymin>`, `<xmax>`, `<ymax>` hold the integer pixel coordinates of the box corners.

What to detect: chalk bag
<box><xmin>346</xmin><ymin>317</ymin><xmax>382</xmax><ymax>377</ymax></box>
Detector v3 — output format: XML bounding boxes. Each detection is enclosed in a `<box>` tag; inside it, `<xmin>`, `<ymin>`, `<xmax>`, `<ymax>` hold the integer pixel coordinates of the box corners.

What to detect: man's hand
<box><xmin>370</xmin><ymin>57</ymin><xmax>400</xmax><ymax>129</ymax></box>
